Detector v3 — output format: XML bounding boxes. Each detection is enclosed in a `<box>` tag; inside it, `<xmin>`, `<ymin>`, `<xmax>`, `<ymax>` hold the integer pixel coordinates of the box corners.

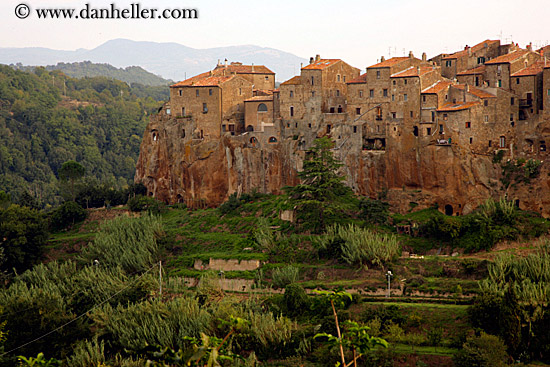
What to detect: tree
<box><xmin>453</xmin><ymin>333</ymin><xmax>508</xmax><ymax>367</ymax></box>
<box><xmin>58</xmin><ymin>160</ymin><xmax>85</xmax><ymax>201</ymax></box>
<box><xmin>50</xmin><ymin>201</ymin><xmax>87</xmax><ymax>231</ymax></box>
<box><xmin>285</xmin><ymin>137</ymin><xmax>354</xmax><ymax>232</ymax></box>
<box><xmin>0</xmin><ymin>204</ymin><xmax>49</xmax><ymax>273</ymax></box>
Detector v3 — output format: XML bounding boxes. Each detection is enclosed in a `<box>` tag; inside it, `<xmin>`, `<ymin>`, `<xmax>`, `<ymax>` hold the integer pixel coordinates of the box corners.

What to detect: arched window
<box><xmin>247</xmin><ymin>125</ymin><xmax>254</xmax><ymax>132</ymax></box>
<box><xmin>268</xmin><ymin>137</ymin><xmax>278</xmax><ymax>143</ymax></box>
<box><xmin>257</xmin><ymin>103</ymin><xmax>268</xmax><ymax>112</ymax></box>
<box><xmin>250</xmin><ymin>137</ymin><xmax>258</xmax><ymax>144</ymax></box>
<box><xmin>413</xmin><ymin>126</ymin><xmax>418</xmax><ymax>137</ymax></box>
<box><xmin>182</xmin><ymin>129</ymin><xmax>186</xmax><ymax>138</ymax></box>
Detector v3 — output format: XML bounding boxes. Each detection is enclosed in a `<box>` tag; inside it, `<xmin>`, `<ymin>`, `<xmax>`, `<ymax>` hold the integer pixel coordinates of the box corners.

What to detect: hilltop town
<box><xmin>136</xmin><ymin>40</ymin><xmax>550</xmax><ymax>216</ymax></box>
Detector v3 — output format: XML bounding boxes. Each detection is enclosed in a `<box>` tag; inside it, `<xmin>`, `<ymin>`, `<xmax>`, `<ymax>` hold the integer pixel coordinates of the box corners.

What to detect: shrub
<box><xmin>283</xmin><ymin>284</ymin><xmax>310</xmax><ymax>317</ymax></box>
<box><xmin>50</xmin><ymin>201</ymin><xmax>87</xmax><ymax>231</ymax></box>
<box><xmin>359</xmin><ymin>198</ymin><xmax>389</xmax><ymax>225</ymax></box>
<box><xmin>453</xmin><ymin>332</ymin><xmax>508</xmax><ymax>367</ymax></box>
<box><xmin>127</xmin><ymin>195</ymin><xmax>165</xmax><ymax>214</ymax></box>
<box><xmin>272</xmin><ymin>265</ymin><xmax>300</xmax><ymax>289</ymax></box>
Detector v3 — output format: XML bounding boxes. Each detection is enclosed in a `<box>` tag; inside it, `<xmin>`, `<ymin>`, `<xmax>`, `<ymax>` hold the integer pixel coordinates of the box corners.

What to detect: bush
<box><xmin>127</xmin><ymin>195</ymin><xmax>165</xmax><ymax>214</ymax></box>
<box><xmin>50</xmin><ymin>201</ymin><xmax>87</xmax><ymax>231</ymax></box>
<box><xmin>453</xmin><ymin>332</ymin><xmax>508</xmax><ymax>367</ymax></box>
<box><xmin>272</xmin><ymin>265</ymin><xmax>300</xmax><ymax>289</ymax></box>
<box><xmin>359</xmin><ymin>198</ymin><xmax>389</xmax><ymax>225</ymax></box>
<box><xmin>283</xmin><ymin>284</ymin><xmax>310</xmax><ymax>317</ymax></box>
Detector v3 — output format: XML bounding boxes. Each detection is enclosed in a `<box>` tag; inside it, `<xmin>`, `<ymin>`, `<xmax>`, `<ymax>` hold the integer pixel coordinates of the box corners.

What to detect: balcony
<box><xmin>519</xmin><ymin>99</ymin><xmax>533</xmax><ymax>108</ymax></box>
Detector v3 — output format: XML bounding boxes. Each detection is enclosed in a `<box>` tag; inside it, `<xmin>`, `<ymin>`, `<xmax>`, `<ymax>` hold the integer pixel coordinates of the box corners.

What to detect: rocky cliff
<box><xmin>135</xmin><ymin>115</ymin><xmax>550</xmax><ymax>216</ymax></box>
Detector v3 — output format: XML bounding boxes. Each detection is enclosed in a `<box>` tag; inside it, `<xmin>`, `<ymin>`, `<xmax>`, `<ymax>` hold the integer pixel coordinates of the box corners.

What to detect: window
<box><xmin>427</xmin><ymin>127</ymin><xmax>431</xmax><ymax>135</ymax></box>
<box><xmin>510</xmin><ymin>113</ymin><xmax>514</xmax><ymax>121</ymax></box>
<box><xmin>308</xmin><ymin>123</ymin><xmax>312</xmax><ymax>128</ymax></box>
<box><xmin>475</xmin><ymin>76</ymin><xmax>480</xmax><ymax>86</ymax></box>
<box><xmin>392</xmin><ymin>112</ymin><xmax>396</xmax><ymax>119</ymax></box>
<box><xmin>353</xmin><ymin>126</ymin><xmax>357</xmax><ymax>133</ymax></box>
<box><xmin>445</xmin><ymin>94</ymin><xmax>448</xmax><ymax>100</ymax></box>
<box><xmin>376</xmin><ymin>70</ymin><xmax>381</xmax><ymax>79</ymax></box>
<box><xmin>343</xmin><ymin>76</ymin><xmax>346</xmax><ymax>82</ymax></box>
<box><xmin>196</xmin><ymin>89</ymin><xmax>199</xmax><ymax>97</ymax></box>
<box><xmin>488</xmin><ymin>140</ymin><xmax>492</xmax><ymax>147</ymax></box>
<box><xmin>330</xmin><ymin>107</ymin><xmax>335</xmax><ymax>113</ymax></box>
<box><xmin>166</xmin><ymin>108</ymin><xmax>171</xmax><ymax>115</ymax></box>
<box><xmin>469</xmin><ymin>137</ymin><xmax>473</xmax><ymax>144</ymax></box>
<box><xmin>290</xmin><ymin>106</ymin><xmax>294</xmax><ymax>117</ymax></box>
<box><xmin>327</xmin><ymin>124</ymin><xmax>331</xmax><ymax>133</ymax></box>
<box><xmin>446</xmin><ymin>60</ymin><xmax>452</xmax><ymax>67</ymax></box>
<box><xmin>269</xmin><ymin>137</ymin><xmax>277</xmax><ymax>143</ymax></box>
<box><xmin>311</xmin><ymin>76</ymin><xmax>314</xmax><ymax>85</ymax></box>
<box><xmin>439</xmin><ymin>124</ymin><xmax>444</xmax><ymax>133</ymax></box>
<box><xmin>498</xmin><ymin>79</ymin><xmax>502</xmax><ymax>88</ymax></box>
<box><xmin>311</xmin><ymin>107</ymin><xmax>314</xmax><ymax>113</ymax></box>
<box><xmin>410</xmin><ymin>111</ymin><xmax>414</xmax><ymax>118</ymax></box>
<box><xmin>247</xmin><ymin>126</ymin><xmax>254</xmax><ymax>132</ymax></box>
<box><xmin>265</xmin><ymin>76</ymin><xmax>269</xmax><ymax>81</ymax></box>
<box><xmin>250</xmin><ymin>136</ymin><xmax>257</xmax><ymax>143</ymax></box>
<box><xmin>312</xmin><ymin>91</ymin><xmax>315</xmax><ymax>97</ymax></box>
<box><xmin>376</xmin><ymin>107</ymin><xmax>382</xmax><ymax>120</ymax></box>
<box><xmin>499</xmin><ymin>136</ymin><xmax>506</xmax><ymax>148</ymax></box>
<box><xmin>209</xmin><ymin>88</ymin><xmax>213</xmax><ymax>96</ymax></box>
<box><xmin>295</xmin><ymin>122</ymin><xmax>298</xmax><ymax>128</ymax></box>
<box><xmin>466</xmin><ymin>121</ymin><xmax>471</xmax><ymax>128</ymax></box>
<box><xmin>369</xmin><ymin>89</ymin><xmax>374</xmax><ymax>98</ymax></box>
<box><xmin>431</xmin><ymin>111</ymin><xmax>435</xmax><ymax>122</ymax></box>
<box><xmin>179</xmin><ymin>89</ymin><xmax>182</xmax><ymax>96</ymax></box>
<box><xmin>404</xmin><ymin>79</ymin><xmax>408</xmax><ymax>85</ymax></box>
<box><xmin>484</xmin><ymin>115</ymin><xmax>489</xmax><ymax>122</ymax></box>
<box><xmin>202</xmin><ymin>103</ymin><xmax>208</xmax><ymax>113</ymax></box>
<box><xmin>239</xmin><ymin>88</ymin><xmax>242</xmax><ymax>95</ymax></box>
<box><xmin>336</xmin><ymin>90</ymin><xmax>340</xmax><ymax>97</ymax></box>
<box><xmin>222</xmin><ymin>125</ymin><xmax>226</xmax><ymax>132</ymax></box>
<box><xmin>477</xmin><ymin>56</ymin><xmax>485</xmax><ymax>64</ymax></box>
<box><xmin>443</xmin><ymin>113</ymin><xmax>448</xmax><ymax>121</ymax></box>
<box><xmin>404</xmin><ymin>94</ymin><xmax>408</xmax><ymax>101</ymax></box>
<box><xmin>182</xmin><ymin>107</ymin><xmax>185</xmax><ymax>116</ymax></box>
<box><xmin>290</xmin><ymin>90</ymin><xmax>294</xmax><ymax>98</ymax></box>
<box><xmin>356</xmin><ymin>108</ymin><xmax>361</xmax><ymax>115</ymax></box>
<box><xmin>337</xmin><ymin>74</ymin><xmax>341</xmax><ymax>82</ymax></box>
<box><xmin>393</xmin><ymin>80</ymin><xmax>396</xmax><ymax>85</ymax></box>
<box><xmin>422</xmin><ymin>95</ymin><xmax>426</xmax><ymax>103</ymax></box>
<box><xmin>391</xmin><ymin>94</ymin><xmax>395</xmax><ymax>101</ymax></box>
<box><xmin>516</xmin><ymin>78</ymin><xmax>520</xmax><ymax>84</ymax></box>
<box><xmin>413</xmin><ymin>126</ymin><xmax>419</xmax><ymax>136</ymax></box>
<box><xmin>497</xmin><ymin>65</ymin><xmax>502</xmax><ymax>75</ymax></box>
<box><xmin>548</xmin><ymin>89</ymin><xmax>550</xmax><ymax>96</ymax></box>
<box><xmin>337</xmin><ymin>105</ymin><xmax>343</xmax><ymax>113</ymax></box>
<box><xmin>383</xmin><ymin>89</ymin><xmax>388</xmax><ymax>97</ymax></box>
<box><xmin>257</xmin><ymin>103</ymin><xmax>268</xmax><ymax>112</ymax></box>
<box><xmin>359</xmin><ymin>90</ymin><xmax>363</xmax><ymax>97</ymax></box>
<box><xmin>511</xmin><ymin>97</ymin><xmax>515</xmax><ymax>105</ymax></box>
<box><xmin>484</xmin><ymin>100</ymin><xmax>488</xmax><ymax>106</ymax></box>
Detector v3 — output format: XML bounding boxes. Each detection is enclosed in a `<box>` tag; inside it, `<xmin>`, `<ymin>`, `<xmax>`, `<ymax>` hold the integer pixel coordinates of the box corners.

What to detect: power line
<box><xmin>1</xmin><ymin>263</ymin><xmax>158</xmax><ymax>357</ymax></box>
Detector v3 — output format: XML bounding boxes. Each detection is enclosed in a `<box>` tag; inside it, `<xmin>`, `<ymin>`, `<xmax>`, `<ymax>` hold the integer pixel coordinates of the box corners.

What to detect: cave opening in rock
<box><xmin>444</xmin><ymin>204</ymin><xmax>453</xmax><ymax>216</ymax></box>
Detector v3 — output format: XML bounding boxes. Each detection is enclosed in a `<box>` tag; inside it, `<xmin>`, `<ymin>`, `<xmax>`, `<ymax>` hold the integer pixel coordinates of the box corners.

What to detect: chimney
<box><xmin>309</xmin><ymin>57</ymin><xmax>314</xmax><ymax>64</ymax></box>
<box><xmin>315</xmin><ymin>54</ymin><xmax>321</xmax><ymax>62</ymax></box>
<box><xmin>468</xmin><ymin>47</ymin><xmax>472</xmax><ymax>56</ymax></box>
<box><xmin>527</xmin><ymin>42</ymin><xmax>532</xmax><ymax>52</ymax></box>
<box><xmin>224</xmin><ymin>58</ymin><xmax>228</xmax><ymax>67</ymax></box>
<box><xmin>417</xmin><ymin>66</ymin><xmax>420</xmax><ymax>75</ymax></box>
<box><xmin>422</xmin><ymin>52</ymin><xmax>427</xmax><ymax>62</ymax></box>
<box><xmin>251</xmin><ymin>63</ymin><xmax>254</xmax><ymax>72</ymax></box>
<box><xmin>217</xmin><ymin>59</ymin><xmax>221</xmax><ymax>66</ymax></box>
<box><xmin>381</xmin><ymin>56</ymin><xmax>385</xmax><ymax>62</ymax></box>
<box><xmin>409</xmin><ymin>51</ymin><xmax>414</xmax><ymax>59</ymax></box>
<box><xmin>300</xmin><ymin>62</ymin><xmax>303</xmax><ymax>69</ymax></box>
<box><xmin>209</xmin><ymin>70</ymin><xmax>213</xmax><ymax>76</ymax></box>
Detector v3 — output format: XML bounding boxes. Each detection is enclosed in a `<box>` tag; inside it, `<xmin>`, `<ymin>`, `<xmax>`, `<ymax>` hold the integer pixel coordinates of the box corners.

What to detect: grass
<box><xmin>391</xmin><ymin>343</ymin><xmax>457</xmax><ymax>357</ymax></box>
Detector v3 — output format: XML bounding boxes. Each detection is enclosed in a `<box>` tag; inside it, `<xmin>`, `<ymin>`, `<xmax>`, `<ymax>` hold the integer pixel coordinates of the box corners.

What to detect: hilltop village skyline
<box><xmin>136</xmin><ymin>39</ymin><xmax>550</xmax><ymax>217</ymax></box>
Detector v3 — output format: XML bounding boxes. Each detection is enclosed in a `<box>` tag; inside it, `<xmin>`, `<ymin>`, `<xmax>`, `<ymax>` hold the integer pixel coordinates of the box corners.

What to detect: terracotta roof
<box><xmin>280</xmin><ymin>76</ymin><xmax>301</xmax><ymax>85</ymax></box>
<box><xmin>347</xmin><ymin>73</ymin><xmax>367</xmax><ymax>84</ymax></box>
<box><xmin>450</xmin><ymin>84</ymin><xmax>496</xmax><ymax>99</ymax></box>
<box><xmin>245</xmin><ymin>95</ymin><xmax>273</xmax><ymax>102</ymax></box>
<box><xmin>171</xmin><ymin>71</ymin><xmax>234</xmax><ymax>87</ymax></box>
<box><xmin>511</xmin><ymin>61</ymin><xmax>545</xmax><ymax>77</ymax></box>
<box><xmin>213</xmin><ymin>63</ymin><xmax>274</xmax><ymax>74</ymax></box>
<box><xmin>391</xmin><ymin>66</ymin><xmax>435</xmax><ymax>78</ymax></box>
<box><xmin>457</xmin><ymin>65</ymin><xmax>486</xmax><ymax>75</ymax></box>
<box><xmin>485</xmin><ymin>50</ymin><xmax>529</xmax><ymax>64</ymax></box>
<box><xmin>253</xmin><ymin>89</ymin><xmax>274</xmax><ymax>96</ymax></box>
<box><xmin>442</xmin><ymin>40</ymin><xmax>499</xmax><ymax>60</ymax></box>
<box><xmin>367</xmin><ymin>57</ymin><xmax>409</xmax><ymax>69</ymax></box>
<box><xmin>422</xmin><ymin>80</ymin><xmax>452</xmax><ymax>94</ymax></box>
<box><xmin>437</xmin><ymin>101</ymin><xmax>480</xmax><ymax>112</ymax></box>
<box><xmin>301</xmin><ymin>59</ymin><xmax>341</xmax><ymax>70</ymax></box>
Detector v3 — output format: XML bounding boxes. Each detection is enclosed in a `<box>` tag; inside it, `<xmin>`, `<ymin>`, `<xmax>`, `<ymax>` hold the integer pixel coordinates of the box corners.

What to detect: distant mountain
<box><xmin>12</xmin><ymin>61</ymin><xmax>172</xmax><ymax>86</ymax></box>
<box><xmin>0</xmin><ymin>39</ymin><xmax>308</xmax><ymax>82</ymax></box>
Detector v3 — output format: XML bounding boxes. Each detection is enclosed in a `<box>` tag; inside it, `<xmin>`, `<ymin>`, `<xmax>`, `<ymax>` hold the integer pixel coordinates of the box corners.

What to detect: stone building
<box><xmin>439</xmin><ymin>40</ymin><xmax>501</xmax><ymax>79</ymax></box>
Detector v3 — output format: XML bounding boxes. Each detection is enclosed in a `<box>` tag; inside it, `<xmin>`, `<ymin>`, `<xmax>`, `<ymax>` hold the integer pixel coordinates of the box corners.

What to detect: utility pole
<box><xmin>386</xmin><ymin>270</ymin><xmax>393</xmax><ymax>298</ymax></box>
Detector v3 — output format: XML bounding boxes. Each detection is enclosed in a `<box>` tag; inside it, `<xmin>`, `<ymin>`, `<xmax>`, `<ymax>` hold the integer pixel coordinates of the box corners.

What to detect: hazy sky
<box><xmin>1</xmin><ymin>0</ymin><xmax>549</xmax><ymax>70</ymax></box>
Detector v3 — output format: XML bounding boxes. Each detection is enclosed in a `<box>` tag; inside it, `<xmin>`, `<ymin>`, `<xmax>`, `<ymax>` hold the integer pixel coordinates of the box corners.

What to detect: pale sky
<box><xmin>1</xmin><ymin>0</ymin><xmax>549</xmax><ymax>70</ymax></box>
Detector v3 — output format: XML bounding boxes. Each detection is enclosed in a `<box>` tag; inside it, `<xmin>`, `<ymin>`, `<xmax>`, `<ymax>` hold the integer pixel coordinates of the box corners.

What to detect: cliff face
<box><xmin>136</xmin><ymin>115</ymin><xmax>550</xmax><ymax>216</ymax></box>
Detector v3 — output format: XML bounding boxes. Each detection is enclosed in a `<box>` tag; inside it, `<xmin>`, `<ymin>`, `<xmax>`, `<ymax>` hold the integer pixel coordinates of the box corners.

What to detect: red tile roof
<box><xmin>391</xmin><ymin>66</ymin><xmax>435</xmax><ymax>78</ymax></box>
<box><xmin>437</xmin><ymin>101</ymin><xmax>480</xmax><ymax>112</ymax></box>
<box><xmin>450</xmin><ymin>84</ymin><xmax>496</xmax><ymax>99</ymax></box>
<box><xmin>245</xmin><ymin>95</ymin><xmax>273</xmax><ymax>102</ymax></box>
<box><xmin>367</xmin><ymin>57</ymin><xmax>409</xmax><ymax>69</ymax></box>
<box><xmin>511</xmin><ymin>61</ymin><xmax>545</xmax><ymax>77</ymax></box>
<box><xmin>280</xmin><ymin>76</ymin><xmax>301</xmax><ymax>85</ymax></box>
<box><xmin>485</xmin><ymin>49</ymin><xmax>530</xmax><ymax>64</ymax></box>
<box><xmin>422</xmin><ymin>80</ymin><xmax>452</xmax><ymax>94</ymax></box>
<box><xmin>457</xmin><ymin>65</ymin><xmax>486</xmax><ymax>75</ymax></box>
<box><xmin>442</xmin><ymin>40</ymin><xmax>499</xmax><ymax>60</ymax></box>
<box><xmin>213</xmin><ymin>63</ymin><xmax>274</xmax><ymax>74</ymax></box>
<box><xmin>301</xmin><ymin>59</ymin><xmax>341</xmax><ymax>70</ymax></box>
<box><xmin>171</xmin><ymin>71</ymin><xmax>234</xmax><ymax>87</ymax></box>
<box><xmin>347</xmin><ymin>73</ymin><xmax>367</xmax><ymax>84</ymax></box>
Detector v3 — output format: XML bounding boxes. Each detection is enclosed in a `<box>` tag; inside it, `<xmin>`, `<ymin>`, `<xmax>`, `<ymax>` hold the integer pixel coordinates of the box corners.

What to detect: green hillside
<box><xmin>0</xmin><ymin>65</ymin><xmax>164</xmax><ymax>207</ymax></box>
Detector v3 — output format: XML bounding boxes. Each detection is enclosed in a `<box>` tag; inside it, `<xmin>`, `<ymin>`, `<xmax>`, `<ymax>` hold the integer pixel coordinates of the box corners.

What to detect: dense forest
<box><xmin>11</xmin><ymin>61</ymin><xmax>173</xmax><ymax>87</ymax></box>
<box><xmin>0</xmin><ymin>64</ymin><xmax>166</xmax><ymax>207</ymax></box>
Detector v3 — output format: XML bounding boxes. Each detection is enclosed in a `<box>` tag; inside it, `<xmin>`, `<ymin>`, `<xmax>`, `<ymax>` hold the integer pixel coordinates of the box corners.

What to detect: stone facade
<box><xmin>136</xmin><ymin>41</ymin><xmax>550</xmax><ymax>217</ymax></box>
